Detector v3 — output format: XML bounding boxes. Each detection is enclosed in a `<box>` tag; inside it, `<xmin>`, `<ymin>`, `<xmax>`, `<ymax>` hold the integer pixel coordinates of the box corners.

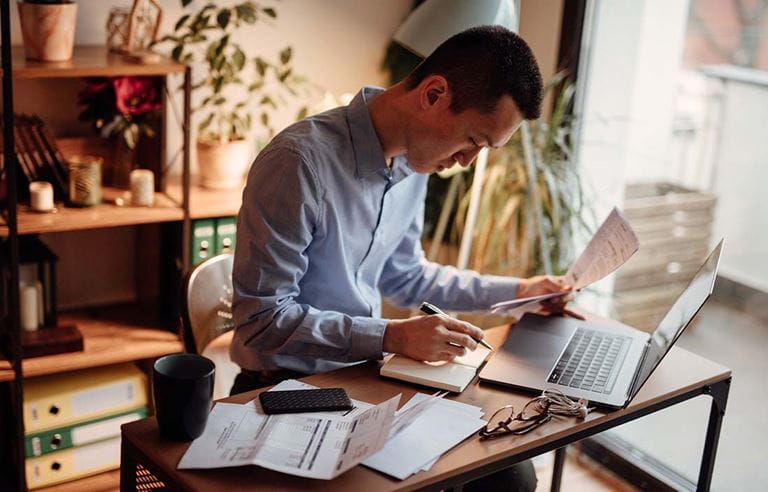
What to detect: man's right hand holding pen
<box><xmin>383</xmin><ymin>311</ymin><xmax>485</xmax><ymax>363</ymax></box>
<box><xmin>383</xmin><ymin>275</ymin><xmax>579</xmax><ymax>363</ymax></box>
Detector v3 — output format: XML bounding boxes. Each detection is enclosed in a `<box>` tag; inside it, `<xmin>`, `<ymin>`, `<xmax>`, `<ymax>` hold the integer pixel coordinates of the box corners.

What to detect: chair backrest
<box><xmin>181</xmin><ymin>253</ymin><xmax>235</xmax><ymax>355</ymax></box>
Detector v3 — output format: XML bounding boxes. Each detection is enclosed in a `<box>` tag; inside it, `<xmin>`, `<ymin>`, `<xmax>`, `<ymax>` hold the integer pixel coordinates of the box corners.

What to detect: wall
<box><xmin>519</xmin><ymin>0</ymin><xmax>564</xmax><ymax>116</ymax></box>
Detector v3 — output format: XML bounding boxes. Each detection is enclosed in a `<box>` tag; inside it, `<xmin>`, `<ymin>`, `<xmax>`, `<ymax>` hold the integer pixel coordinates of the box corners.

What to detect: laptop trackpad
<box><xmin>504</xmin><ymin>318</ymin><xmax>576</xmax><ymax>369</ymax></box>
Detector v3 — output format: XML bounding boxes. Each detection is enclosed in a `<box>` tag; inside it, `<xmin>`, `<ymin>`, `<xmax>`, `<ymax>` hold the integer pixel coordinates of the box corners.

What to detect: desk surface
<box><xmin>122</xmin><ymin>324</ymin><xmax>730</xmax><ymax>491</ymax></box>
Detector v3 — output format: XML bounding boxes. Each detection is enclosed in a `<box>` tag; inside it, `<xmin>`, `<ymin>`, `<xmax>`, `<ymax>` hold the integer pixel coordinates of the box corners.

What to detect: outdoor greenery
<box><xmin>156</xmin><ymin>1</ymin><xmax>308</xmax><ymax>143</ymax></box>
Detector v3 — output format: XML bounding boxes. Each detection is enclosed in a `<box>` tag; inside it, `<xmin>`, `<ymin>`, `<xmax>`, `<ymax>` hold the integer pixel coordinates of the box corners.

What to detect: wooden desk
<box><xmin>120</xmin><ymin>325</ymin><xmax>731</xmax><ymax>491</ymax></box>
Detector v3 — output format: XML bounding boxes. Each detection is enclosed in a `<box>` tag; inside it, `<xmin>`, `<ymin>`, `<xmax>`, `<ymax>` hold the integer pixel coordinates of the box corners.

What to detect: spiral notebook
<box><xmin>380</xmin><ymin>346</ymin><xmax>492</xmax><ymax>393</ymax></box>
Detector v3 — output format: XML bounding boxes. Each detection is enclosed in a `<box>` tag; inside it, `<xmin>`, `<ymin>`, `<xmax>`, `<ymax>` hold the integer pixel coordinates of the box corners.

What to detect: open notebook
<box><xmin>380</xmin><ymin>346</ymin><xmax>492</xmax><ymax>392</ymax></box>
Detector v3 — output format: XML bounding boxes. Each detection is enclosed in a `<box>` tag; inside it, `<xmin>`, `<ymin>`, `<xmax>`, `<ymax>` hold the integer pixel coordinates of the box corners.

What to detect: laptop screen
<box><xmin>627</xmin><ymin>240</ymin><xmax>723</xmax><ymax>400</ymax></box>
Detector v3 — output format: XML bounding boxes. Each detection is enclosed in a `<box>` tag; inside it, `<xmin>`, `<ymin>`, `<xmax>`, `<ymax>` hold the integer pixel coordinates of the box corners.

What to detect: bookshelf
<box><xmin>0</xmin><ymin>188</ymin><xmax>184</xmax><ymax>236</ymax></box>
<box><xmin>166</xmin><ymin>177</ymin><xmax>243</xmax><ymax>220</ymax></box>
<box><xmin>0</xmin><ymin>37</ymin><xmax>192</xmax><ymax>491</ymax></box>
<box><xmin>0</xmin><ymin>308</ymin><xmax>184</xmax><ymax>382</ymax></box>
<box><xmin>5</xmin><ymin>46</ymin><xmax>185</xmax><ymax>79</ymax></box>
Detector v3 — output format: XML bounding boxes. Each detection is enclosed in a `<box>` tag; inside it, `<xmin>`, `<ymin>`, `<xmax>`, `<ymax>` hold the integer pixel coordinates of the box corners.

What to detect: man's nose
<box><xmin>461</xmin><ymin>148</ymin><xmax>481</xmax><ymax>167</ymax></box>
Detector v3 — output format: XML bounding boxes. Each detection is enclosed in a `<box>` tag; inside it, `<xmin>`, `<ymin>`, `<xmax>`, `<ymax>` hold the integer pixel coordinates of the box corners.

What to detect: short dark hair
<box><xmin>404</xmin><ymin>25</ymin><xmax>543</xmax><ymax>119</ymax></box>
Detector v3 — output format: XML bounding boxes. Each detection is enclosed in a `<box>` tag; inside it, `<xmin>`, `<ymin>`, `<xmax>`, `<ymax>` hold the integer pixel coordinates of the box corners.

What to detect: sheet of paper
<box><xmin>176</xmin><ymin>402</ymin><xmax>267</xmax><ymax>470</ymax></box>
<box><xmin>253</xmin><ymin>395</ymin><xmax>399</xmax><ymax>479</ymax></box>
<box><xmin>362</xmin><ymin>393</ymin><xmax>486</xmax><ymax>480</ymax></box>
<box><xmin>490</xmin><ymin>292</ymin><xmax>565</xmax><ymax>313</ymax></box>
<box><xmin>564</xmin><ymin>207</ymin><xmax>639</xmax><ymax>289</ymax></box>
<box><xmin>491</xmin><ymin>207</ymin><xmax>638</xmax><ymax>316</ymax></box>
<box><xmin>178</xmin><ymin>393</ymin><xmax>399</xmax><ymax>480</ymax></box>
<box><xmin>389</xmin><ymin>391</ymin><xmax>446</xmax><ymax>439</ymax></box>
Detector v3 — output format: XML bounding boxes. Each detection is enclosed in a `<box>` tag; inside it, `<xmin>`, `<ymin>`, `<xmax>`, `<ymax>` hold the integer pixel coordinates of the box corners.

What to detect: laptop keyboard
<box><xmin>547</xmin><ymin>328</ymin><xmax>631</xmax><ymax>394</ymax></box>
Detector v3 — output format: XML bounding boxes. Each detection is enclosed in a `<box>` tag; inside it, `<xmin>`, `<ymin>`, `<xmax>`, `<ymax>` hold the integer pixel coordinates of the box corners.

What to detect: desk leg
<box><xmin>120</xmin><ymin>438</ymin><xmax>137</xmax><ymax>492</ymax></box>
<box><xmin>697</xmin><ymin>378</ymin><xmax>730</xmax><ymax>491</ymax></box>
<box><xmin>550</xmin><ymin>446</ymin><xmax>566</xmax><ymax>492</ymax></box>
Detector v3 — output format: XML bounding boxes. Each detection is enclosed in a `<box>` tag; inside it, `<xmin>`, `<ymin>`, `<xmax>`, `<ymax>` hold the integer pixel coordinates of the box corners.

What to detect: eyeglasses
<box><xmin>479</xmin><ymin>388</ymin><xmax>592</xmax><ymax>440</ymax></box>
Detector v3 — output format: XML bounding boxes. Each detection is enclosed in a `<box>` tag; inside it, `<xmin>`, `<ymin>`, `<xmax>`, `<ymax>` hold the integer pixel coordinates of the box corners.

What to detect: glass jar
<box><xmin>68</xmin><ymin>155</ymin><xmax>103</xmax><ymax>207</ymax></box>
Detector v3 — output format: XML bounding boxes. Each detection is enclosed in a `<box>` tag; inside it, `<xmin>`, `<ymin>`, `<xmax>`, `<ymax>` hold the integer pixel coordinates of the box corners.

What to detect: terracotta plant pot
<box><xmin>196</xmin><ymin>139</ymin><xmax>251</xmax><ymax>189</ymax></box>
<box><xmin>18</xmin><ymin>1</ymin><xmax>78</xmax><ymax>62</ymax></box>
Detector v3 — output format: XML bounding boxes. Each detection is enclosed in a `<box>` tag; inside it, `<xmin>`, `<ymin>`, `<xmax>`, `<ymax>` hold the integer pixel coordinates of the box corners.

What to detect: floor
<box><xmin>533</xmin><ymin>448</ymin><xmax>637</xmax><ymax>491</ymax></box>
<box><xmin>609</xmin><ymin>300</ymin><xmax>768</xmax><ymax>490</ymax></box>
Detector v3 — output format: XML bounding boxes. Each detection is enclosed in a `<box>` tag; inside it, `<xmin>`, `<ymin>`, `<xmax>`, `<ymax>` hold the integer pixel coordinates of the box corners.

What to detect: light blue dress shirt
<box><xmin>231</xmin><ymin>87</ymin><xmax>520</xmax><ymax>374</ymax></box>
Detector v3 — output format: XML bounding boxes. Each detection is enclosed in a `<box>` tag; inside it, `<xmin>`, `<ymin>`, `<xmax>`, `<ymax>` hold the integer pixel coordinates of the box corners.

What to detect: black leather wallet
<box><xmin>258</xmin><ymin>388</ymin><xmax>353</xmax><ymax>414</ymax></box>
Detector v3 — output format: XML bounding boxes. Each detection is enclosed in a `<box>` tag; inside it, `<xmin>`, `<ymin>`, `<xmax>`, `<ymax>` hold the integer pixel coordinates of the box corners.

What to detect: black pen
<box><xmin>419</xmin><ymin>302</ymin><xmax>494</xmax><ymax>350</ymax></box>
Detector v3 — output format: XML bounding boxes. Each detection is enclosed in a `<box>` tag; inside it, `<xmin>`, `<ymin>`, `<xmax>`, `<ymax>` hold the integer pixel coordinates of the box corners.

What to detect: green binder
<box><xmin>215</xmin><ymin>216</ymin><xmax>237</xmax><ymax>254</ymax></box>
<box><xmin>191</xmin><ymin>219</ymin><xmax>216</xmax><ymax>264</ymax></box>
<box><xmin>24</xmin><ymin>407</ymin><xmax>147</xmax><ymax>457</ymax></box>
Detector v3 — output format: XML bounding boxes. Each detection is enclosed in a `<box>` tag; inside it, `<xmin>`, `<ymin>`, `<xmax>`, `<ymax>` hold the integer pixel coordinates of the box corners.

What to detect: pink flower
<box><xmin>113</xmin><ymin>77</ymin><xmax>161</xmax><ymax>116</ymax></box>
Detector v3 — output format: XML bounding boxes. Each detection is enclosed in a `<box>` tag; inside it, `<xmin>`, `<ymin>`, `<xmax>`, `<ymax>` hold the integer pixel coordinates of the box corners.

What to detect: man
<box><xmin>231</xmin><ymin>26</ymin><xmax>570</xmax><ymax>490</ymax></box>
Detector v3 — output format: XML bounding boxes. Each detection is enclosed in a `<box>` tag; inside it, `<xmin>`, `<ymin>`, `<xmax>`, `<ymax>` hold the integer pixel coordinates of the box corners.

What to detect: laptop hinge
<box><xmin>625</xmin><ymin>341</ymin><xmax>651</xmax><ymax>404</ymax></box>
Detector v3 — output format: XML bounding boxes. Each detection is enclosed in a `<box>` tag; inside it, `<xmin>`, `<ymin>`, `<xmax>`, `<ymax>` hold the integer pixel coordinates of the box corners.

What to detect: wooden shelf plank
<box><xmin>7</xmin><ymin>46</ymin><xmax>184</xmax><ymax>79</ymax></box>
<box><xmin>35</xmin><ymin>468</ymin><xmax>119</xmax><ymax>492</ymax></box>
<box><xmin>0</xmin><ymin>305</ymin><xmax>182</xmax><ymax>382</ymax></box>
<box><xmin>0</xmin><ymin>188</ymin><xmax>183</xmax><ymax>236</ymax></box>
<box><xmin>166</xmin><ymin>178</ymin><xmax>243</xmax><ymax>219</ymax></box>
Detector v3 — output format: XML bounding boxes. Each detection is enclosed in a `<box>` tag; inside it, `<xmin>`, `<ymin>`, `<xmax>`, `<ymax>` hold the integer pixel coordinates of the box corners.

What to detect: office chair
<box><xmin>180</xmin><ymin>253</ymin><xmax>240</xmax><ymax>398</ymax></box>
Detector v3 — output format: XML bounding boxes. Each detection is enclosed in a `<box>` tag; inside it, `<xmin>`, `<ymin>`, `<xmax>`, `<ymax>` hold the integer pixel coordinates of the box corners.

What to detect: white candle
<box><xmin>130</xmin><ymin>169</ymin><xmax>154</xmax><ymax>207</ymax></box>
<box><xmin>29</xmin><ymin>181</ymin><xmax>54</xmax><ymax>212</ymax></box>
<box><xmin>20</xmin><ymin>283</ymin><xmax>39</xmax><ymax>332</ymax></box>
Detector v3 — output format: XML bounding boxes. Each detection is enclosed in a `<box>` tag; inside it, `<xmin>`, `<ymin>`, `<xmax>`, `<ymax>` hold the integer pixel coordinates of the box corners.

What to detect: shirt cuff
<box><xmin>349</xmin><ymin>316</ymin><xmax>388</xmax><ymax>361</ymax></box>
<box><xmin>480</xmin><ymin>275</ymin><xmax>520</xmax><ymax>308</ymax></box>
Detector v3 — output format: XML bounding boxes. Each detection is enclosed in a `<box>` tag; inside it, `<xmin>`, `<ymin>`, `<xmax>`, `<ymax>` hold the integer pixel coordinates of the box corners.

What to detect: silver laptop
<box><xmin>479</xmin><ymin>240</ymin><xmax>723</xmax><ymax>409</ymax></box>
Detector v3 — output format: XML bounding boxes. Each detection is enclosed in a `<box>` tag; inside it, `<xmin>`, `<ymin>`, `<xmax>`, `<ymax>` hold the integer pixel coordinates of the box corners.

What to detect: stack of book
<box><xmin>0</xmin><ymin>114</ymin><xmax>69</xmax><ymax>202</ymax></box>
<box><xmin>23</xmin><ymin>363</ymin><xmax>148</xmax><ymax>489</ymax></box>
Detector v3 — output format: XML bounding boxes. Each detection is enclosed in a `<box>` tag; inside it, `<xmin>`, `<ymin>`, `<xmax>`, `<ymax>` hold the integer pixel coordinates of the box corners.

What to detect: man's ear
<box><xmin>419</xmin><ymin>75</ymin><xmax>450</xmax><ymax>110</ymax></box>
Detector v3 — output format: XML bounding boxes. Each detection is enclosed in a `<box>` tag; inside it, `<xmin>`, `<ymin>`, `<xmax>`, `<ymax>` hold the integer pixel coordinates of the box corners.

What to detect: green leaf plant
<box><xmin>156</xmin><ymin>1</ymin><xmax>309</xmax><ymax>143</ymax></box>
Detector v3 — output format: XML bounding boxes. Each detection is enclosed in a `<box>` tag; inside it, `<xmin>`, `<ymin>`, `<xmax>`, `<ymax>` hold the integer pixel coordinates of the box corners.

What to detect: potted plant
<box><xmin>157</xmin><ymin>1</ymin><xmax>308</xmax><ymax>189</ymax></box>
<box><xmin>77</xmin><ymin>76</ymin><xmax>162</xmax><ymax>188</ymax></box>
<box><xmin>18</xmin><ymin>0</ymin><xmax>78</xmax><ymax>62</ymax></box>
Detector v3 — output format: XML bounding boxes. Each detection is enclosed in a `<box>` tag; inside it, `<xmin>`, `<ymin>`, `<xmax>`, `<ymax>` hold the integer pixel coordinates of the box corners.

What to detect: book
<box><xmin>191</xmin><ymin>218</ymin><xmax>216</xmax><ymax>264</ymax></box>
<box><xmin>25</xmin><ymin>436</ymin><xmax>121</xmax><ymax>490</ymax></box>
<box><xmin>24</xmin><ymin>407</ymin><xmax>147</xmax><ymax>457</ymax></box>
<box><xmin>23</xmin><ymin>363</ymin><xmax>148</xmax><ymax>434</ymax></box>
<box><xmin>0</xmin><ymin>114</ymin><xmax>69</xmax><ymax>201</ymax></box>
<box><xmin>215</xmin><ymin>216</ymin><xmax>237</xmax><ymax>254</ymax></box>
<box><xmin>380</xmin><ymin>346</ymin><xmax>492</xmax><ymax>393</ymax></box>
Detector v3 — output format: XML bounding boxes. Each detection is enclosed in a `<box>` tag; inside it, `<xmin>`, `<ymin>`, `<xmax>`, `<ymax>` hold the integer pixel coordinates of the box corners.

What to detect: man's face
<box><xmin>405</xmin><ymin>85</ymin><xmax>524</xmax><ymax>174</ymax></box>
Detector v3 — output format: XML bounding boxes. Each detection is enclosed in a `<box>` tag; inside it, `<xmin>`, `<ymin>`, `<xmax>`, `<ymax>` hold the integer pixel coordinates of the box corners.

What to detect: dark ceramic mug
<box><xmin>153</xmin><ymin>353</ymin><xmax>215</xmax><ymax>441</ymax></box>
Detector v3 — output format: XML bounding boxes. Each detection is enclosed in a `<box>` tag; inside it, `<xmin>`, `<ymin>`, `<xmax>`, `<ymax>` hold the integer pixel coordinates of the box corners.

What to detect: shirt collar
<box><xmin>347</xmin><ymin>86</ymin><xmax>389</xmax><ymax>179</ymax></box>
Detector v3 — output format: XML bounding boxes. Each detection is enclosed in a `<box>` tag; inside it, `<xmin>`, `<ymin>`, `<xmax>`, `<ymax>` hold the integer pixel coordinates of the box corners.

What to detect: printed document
<box><xmin>363</xmin><ymin>392</ymin><xmax>486</xmax><ymax>480</ymax></box>
<box><xmin>492</xmin><ymin>207</ymin><xmax>639</xmax><ymax>315</ymax></box>
<box><xmin>177</xmin><ymin>393</ymin><xmax>399</xmax><ymax>479</ymax></box>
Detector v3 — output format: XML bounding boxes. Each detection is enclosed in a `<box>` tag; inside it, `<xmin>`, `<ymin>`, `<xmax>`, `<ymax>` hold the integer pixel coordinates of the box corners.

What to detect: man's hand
<box><xmin>383</xmin><ymin>315</ymin><xmax>485</xmax><ymax>362</ymax></box>
<box><xmin>517</xmin><ymin>275</ymin><xmax>584</xmax><ymax>320</ymax></box>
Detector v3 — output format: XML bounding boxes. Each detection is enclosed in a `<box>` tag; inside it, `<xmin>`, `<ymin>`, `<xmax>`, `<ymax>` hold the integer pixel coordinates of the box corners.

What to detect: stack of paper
<box><xmin>362</xmin><ymin>393</ymin><xmax>487</xmax><ymax>480</ymax></box>
<box><xmin>177</xmin><ymin>380</ymin><xmax>398</xmax><ymax>480</ymax></box>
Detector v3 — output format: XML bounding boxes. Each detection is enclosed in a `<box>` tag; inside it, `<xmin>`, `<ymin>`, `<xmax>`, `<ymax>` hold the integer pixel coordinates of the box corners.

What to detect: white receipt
<box><xmin>177</xmin><ymin>390</ymin><xmax>399</xmax><ymax>480</ymax></box>
<box><xmin>492</xmin><ymin>207</ymin><xmax>638</xmax><ymax>316</ymax></box>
